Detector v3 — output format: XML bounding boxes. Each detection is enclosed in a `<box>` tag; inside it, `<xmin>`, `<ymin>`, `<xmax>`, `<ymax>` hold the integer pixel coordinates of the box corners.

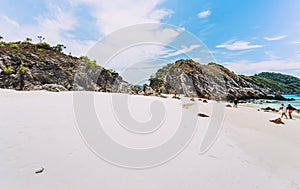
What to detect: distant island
<box><xmin>0</xmin><ymin>40</ymin><xmax>299</xmax><ymax>101</ymax></box>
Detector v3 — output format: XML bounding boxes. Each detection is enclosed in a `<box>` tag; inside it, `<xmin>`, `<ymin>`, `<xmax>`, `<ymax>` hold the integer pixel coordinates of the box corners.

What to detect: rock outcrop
<box><xmin>0</xmin><ymin>42</ymin><xmax>294</xmax><ymax>101</ymax></box>
<box><xmin>0</xmin><ymin>42</ymin><xmax>141</xmax><ymax>94</ymax></box>
<box><xmin>149</xmin><ymin>59</ymin><xmax>269</xmax><ymax>100</ymax></box>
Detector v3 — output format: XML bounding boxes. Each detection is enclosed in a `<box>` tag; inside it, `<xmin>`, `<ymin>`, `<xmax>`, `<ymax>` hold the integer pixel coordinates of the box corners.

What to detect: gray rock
<box><xmin>150</xmin><ymin>60</ymin><xmax>268</xmax><ymax>100</ymax></box>
<box><xmin>0</xmin><ymin>43</ymin><xmax>142</xmax><ymax>94</ymax></box>
<box><xmin>41</xmin><ymin>84</ymin><xmax>68</xmax><ymax>92</ymax></box>
<box><xmin>143</xmin><ymin>84</ymin><xmax>156</xmax><ymax>96</ymax></box>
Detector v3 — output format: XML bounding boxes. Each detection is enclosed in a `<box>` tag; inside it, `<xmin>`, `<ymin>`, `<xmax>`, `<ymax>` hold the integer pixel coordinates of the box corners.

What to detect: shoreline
<box><xmin>239</xmin><ymin>102</ymin><xmax>300</xmax><ymax>119</ymax></box>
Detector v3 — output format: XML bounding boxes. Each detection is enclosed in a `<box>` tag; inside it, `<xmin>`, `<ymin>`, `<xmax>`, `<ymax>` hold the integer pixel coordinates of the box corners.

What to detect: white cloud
<box><xmin>36</xmin><ymin>5</ymin><xmax>77</xmax><ymax>32</ymax></box>
<box><xmin>162</xmin><ymin>44</ymin><xmax>201</xmax><ymax>58</ymax></box>
<box><xmin>291</xmin><ymin>40</ymin><xmax>300</xmax><ymax>44</ymax></box>
<box><xmin>0</xmin><ymin>0</ymin><xmax>188</xmax><ymax>85</ymax></box>
<box><xmin>198</xmin><ymin>10</ymin><xmax>211</xmax><ymax>18</ymax></box>
<box><xmin>0</xmin><ymin>4</ymin><xmax>94</xmax><ymax>56</ymax></box>
<box><xmin>100</xmin><ymin>43</ymin><xmax>175</xmax><ymax>84</ymax></box>
<box><xmin>224</xmin><ymin>59</ymin><xmax>300</xmax><ymax>76</ymax></box>
<box><xmin>216</xmin><ymin>40</ymin><xmax>263</xmax><ymax>50</ymax></box>
<box><xmin>73</xmin><ymin>0</ymin><xmax>173</xmax><ymax>35</ymax></box>
<box><xmin>264</xmin><ymin>35</ymin><xmax>287</xmax><ymax>41</ymax></box>
<box><xmin>150</xmin><ymin>9</ymin><xmax>174</xmax><ymax>20</ymax></box>
<box><xmin>199</xmin><ymin>23</ymin><xmax>216</xmax><ymax>36</ymax></box>
<box><xmin>0</xmin><ymin>0</ymin><xmax>175</xmax><ymax>56</ymax></box>
<box><xmin>0</xmin><ymin>15</ymin><xmax>20</xmax><ymax>27</ymax></box>
<box><xmin>85</xmin><ymin>24</ymin><xmax>184</xmax><ymax>83</ymax></box>
<box><xmin>264</xmin><ymin>51</ymin><xmax>280</xmax><ymax>59</ymax></box>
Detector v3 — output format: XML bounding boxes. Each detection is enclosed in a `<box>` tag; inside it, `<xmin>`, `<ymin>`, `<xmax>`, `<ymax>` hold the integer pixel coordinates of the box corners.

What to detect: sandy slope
<box><xmin>0</xmin><ymin>90</ymin><xmax>299</xmax><ymax>189</ymax></box>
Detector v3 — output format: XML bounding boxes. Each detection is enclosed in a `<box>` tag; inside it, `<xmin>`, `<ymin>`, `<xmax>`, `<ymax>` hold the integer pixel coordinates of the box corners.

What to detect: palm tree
<box><xmin>37</xmin><ymin>36</ymin><xmax>45</xmax><ymax>43</ymax></box>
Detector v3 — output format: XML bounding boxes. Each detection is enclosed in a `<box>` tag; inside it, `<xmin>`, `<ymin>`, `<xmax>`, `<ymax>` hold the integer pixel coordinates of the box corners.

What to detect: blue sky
<box><xmin>1</xmin><ymin>0</ymin><xmax>300</xmax><ymax>82</ymax></box>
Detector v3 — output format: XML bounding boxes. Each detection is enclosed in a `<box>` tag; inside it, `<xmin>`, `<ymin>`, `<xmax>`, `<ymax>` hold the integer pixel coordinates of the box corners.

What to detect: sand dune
<box><xmin>0</xmin><ymin>90</ymin><xmax>299</xmax><ymax>189</ymax></box>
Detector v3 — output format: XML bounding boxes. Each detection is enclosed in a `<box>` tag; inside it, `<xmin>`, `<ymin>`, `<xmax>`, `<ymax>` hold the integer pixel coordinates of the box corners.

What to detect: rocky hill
<box><xmin>240</xmin><ymin>72</ymin><xmax>300</xmax><ymax>93</ymax></box>
<box><xmin>0</xmin><ymin>41</ymin><xmax>296</xmax><ymax>101</ymax></box>
<box><xmin>0</xmin><ymin>41</ymin><xmax>141</xmax><ymax>94</ymax></box>
<box><xmin>149</xmin><ymin>59</ymin><xmax>269</xmax><ymax>100</ymax></box>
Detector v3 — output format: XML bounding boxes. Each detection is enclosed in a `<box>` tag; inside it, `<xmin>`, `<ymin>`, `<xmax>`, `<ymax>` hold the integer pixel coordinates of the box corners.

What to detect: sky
<box><xmin>1</xmin><ymin>0</ymin><xmax>300</xmax><ymax>83</ymax></box>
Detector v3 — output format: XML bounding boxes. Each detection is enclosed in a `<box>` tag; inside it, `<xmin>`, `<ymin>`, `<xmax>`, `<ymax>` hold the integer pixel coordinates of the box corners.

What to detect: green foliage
<box><xmin>208</xmin><ymin>62</ymin><xmax>224</xmax><ymax>67</ymax></box>
<box><xmin>107</xmin><ymin>69</ymin><xmax>116</xmax><ymax>74</ymax></box>
<box><xmin>22</xmin><ymin>37</ymin><xmax>33</xmax><ymax>44</ymax></box>
<box><xmin>256</xmin><ymin>72</ymin><xmax>300</xmax><ymax>86</ymax></box>
<box><xmin>9</xmin><ymin>43</ymin><xmax>19</xmax><ymax>49</ymax></box>
<box><xmin>17</xmin><ymin>52</ymin><xmax>26</xmax><ymax>59</ymax></box>
<box><xmin>36</xmin><ymin>42</ymin><xmax>51</xmax><ymax>50</ymax></box>
<box><xmin>3</xmin><ymin>66</ymin><xmax>13</xmax><ymax>74</ymax></box>
<box><xmin>240</xmin><ymin>72</ymin><xmax>300</xmax><ymax>92</ymax></box>
<box><xmin>149</xmin><ymin>77</ymin><xmax>164</xmax><ymax>88</ymax></box>
<box><xmin>19</xmin><ymin>65</ymin><xmax>28</xmax><ymax>73</ymax></box>
<box><xmin>23</xmin><ymin>62</ymin><xmax>29</xmax><ymax>67</ymax></box>
<box><xmin>154</xmin><ymin>63</ymin><xmax>174</xmax><ymax>79</ymax></box>
<box><xmin>53</xmin><ymin>44</ymin><xmax>66</xmax><ymax>52</ymax></box>
<box><xmin>0</xmin><ymin>41</ymin><xmax>6</xmax><ymax>47</ymax></box>
<box><xmin>26</xmin><ymin>37</ymin><xmax>32</xmax><ymax>42</ymax></box>
<box><xmin>80</xmin><ymin>56</ymin><xmax>97</xmax><ymax>68</ymax></box>
<box><xmin>86</xmin><ymin>60</ymin><xmax>97</xmax><ymax>68</ymax></box>
<box><xmin>150</xmin><ymin>60</ymin><xmax>204</xmax><ymax>88</ymax></box>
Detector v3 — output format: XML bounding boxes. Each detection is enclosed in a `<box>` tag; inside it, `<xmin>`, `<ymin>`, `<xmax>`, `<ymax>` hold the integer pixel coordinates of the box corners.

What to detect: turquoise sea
<box><xmin>251</xmin><ymin>94</ymin><xmax>300</xmax><ymax>110</ymax></box>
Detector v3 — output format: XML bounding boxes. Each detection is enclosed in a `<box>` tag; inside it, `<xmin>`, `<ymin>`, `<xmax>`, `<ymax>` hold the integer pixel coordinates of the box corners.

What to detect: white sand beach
<box><xmin>0</xmin><ymin>90</ymin><xmax>300</xmax><ymax>189</ymax></box>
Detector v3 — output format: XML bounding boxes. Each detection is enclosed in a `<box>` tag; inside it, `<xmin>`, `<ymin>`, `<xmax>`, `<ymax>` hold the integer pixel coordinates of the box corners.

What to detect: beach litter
<box><xmin>35</xmin><ymin>167</ymin><xmax>45</xmax><ymax>174</ymax></box>
<box><xmin>198</xmin><ymin>113</ymin><xmax>210</xmax><ymax>117</ymax></box>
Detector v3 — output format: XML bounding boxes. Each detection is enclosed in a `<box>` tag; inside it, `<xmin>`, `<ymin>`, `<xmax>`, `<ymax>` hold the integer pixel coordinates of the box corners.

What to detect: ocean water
<box><xmin>250</xmin><ymin>94</ymin><xmax>300</xmax><ymax>110</ymax></box>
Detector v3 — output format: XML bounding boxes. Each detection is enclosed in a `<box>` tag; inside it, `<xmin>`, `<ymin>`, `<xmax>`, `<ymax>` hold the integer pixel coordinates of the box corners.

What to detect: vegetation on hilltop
<box><xmin>240</xmin><ymin>72</ymin><xmax>300</xmax><ymax>93</ymax></box>
<box><xmin>0</xmin><ymin>38</ymin><xmax>140</xmax><ymax>94</ymax></box>
<box><xmin>1</xmin><ymin>36</ymin><xmax>299</xmax><ymax>98</ymax></box>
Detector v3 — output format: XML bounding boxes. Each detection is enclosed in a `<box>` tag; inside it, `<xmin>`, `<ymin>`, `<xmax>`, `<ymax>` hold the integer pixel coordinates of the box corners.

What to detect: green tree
<box><xmin>10</xmin><ymin>43</ymin><xmax>19</xmax><ymax>49</ymax></box>
<box><xmin>36</xmin><ymin>42</ymin><xmax>51</xmax><ymax>50</ymax></box>
<box><xmin>53</xmin><ymin>44</ymin><xmax>66</xmax><ymax>52</ymax></box>
<box><xmin>240</xmin><ymin>72</ymin><xmax>300</xmax><ymax>93</ymax></box>
<box><xmin>25</xmin><ymin>37</ymin><xmax>32</xmax><ymax>43</ymax></box>
<box><xmin>80</xmin><ymin>56</ymin><xmax>97</xmax><ymax>68</ymax></box>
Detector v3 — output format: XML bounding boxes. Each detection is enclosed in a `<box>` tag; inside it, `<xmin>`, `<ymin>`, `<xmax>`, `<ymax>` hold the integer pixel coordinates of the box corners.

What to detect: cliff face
<box><xmin>0</xmin><ymin>42</ymin><xmax>141</xmax><ymax>94</ymax></box>
<box><xmin>149</xmin><ymin>59</ymin><xmax>269</xmax><ymax>100</ymax></box>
